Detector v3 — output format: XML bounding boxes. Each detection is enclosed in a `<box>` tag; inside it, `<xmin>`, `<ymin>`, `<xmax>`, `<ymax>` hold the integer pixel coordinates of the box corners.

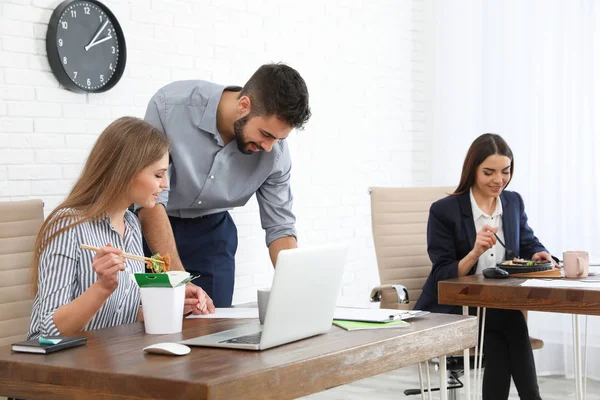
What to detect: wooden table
<box><xmin>0</xmin><ymin>313</ymin><xmax>477</xmax><ymax>400</ymax></box>
<box><xmin>439</xmin><ymin>274</ymin><xmax>600</xmax><ymax>400</ymax></box>
<box><xmin>438</xmin><ymin>274</ymin><xmax>600</xmax><ymax>315</ymax></box>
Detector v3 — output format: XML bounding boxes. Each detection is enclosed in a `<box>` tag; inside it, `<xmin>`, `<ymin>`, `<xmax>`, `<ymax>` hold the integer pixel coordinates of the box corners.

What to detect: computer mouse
<box><xmin>143</xmin><ymin>342</ymin><xmax>191</xmax><ymax>356</ymax></box>
<box><xmin>482</xmin><ymin>267</ymin><xmax>509</xmax><ymax>279</ymax></box>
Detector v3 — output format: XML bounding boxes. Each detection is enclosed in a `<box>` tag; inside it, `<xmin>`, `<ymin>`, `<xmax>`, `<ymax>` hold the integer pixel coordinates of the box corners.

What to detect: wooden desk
<box><xmin>439</xmin><ymin>274</ymin><xmax>600</xmax><ymax>400</ymax></box>
<box><xmin>438</xmin><ymin>274</ymin><xmax>600</xmax><ymax>315</ymax></box>
<box><xmin>0</xmin><ymin>314</ymin><xmax>477</xmax><ymax>400</ymax></box>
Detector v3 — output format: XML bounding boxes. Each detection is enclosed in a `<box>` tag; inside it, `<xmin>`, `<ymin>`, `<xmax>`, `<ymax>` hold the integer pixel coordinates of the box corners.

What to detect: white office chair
<box><xmin>0</xmin><ymin>200</ymin><xmax>44</xmax><ymax>345</ymax></box>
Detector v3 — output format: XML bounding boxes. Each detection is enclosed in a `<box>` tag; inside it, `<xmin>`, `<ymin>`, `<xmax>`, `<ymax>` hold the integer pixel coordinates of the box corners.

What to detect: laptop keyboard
<box><xmin>220</xmin><ymin>331</ymin><xmax>262</xmax><ymax>345</ymax></box>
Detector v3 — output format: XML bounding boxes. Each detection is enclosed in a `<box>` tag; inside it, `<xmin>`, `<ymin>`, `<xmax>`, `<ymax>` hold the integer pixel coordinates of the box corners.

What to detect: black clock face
<box><xmin>47</xmin><ymin>0</ymin><xmax>126</xmax><ymax>93</ymax></box>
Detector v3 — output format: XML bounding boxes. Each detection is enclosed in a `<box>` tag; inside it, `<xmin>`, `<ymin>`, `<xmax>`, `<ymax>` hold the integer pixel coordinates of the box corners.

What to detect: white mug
<box><xmin>563</xmin><ymin>251</ymin><xmax>589</xmax><ymax>279</ymax></box>
<box><xmin>257</xmin><ymin>288</ymin><xmax>271</xmax><ymax>325</ymax></box>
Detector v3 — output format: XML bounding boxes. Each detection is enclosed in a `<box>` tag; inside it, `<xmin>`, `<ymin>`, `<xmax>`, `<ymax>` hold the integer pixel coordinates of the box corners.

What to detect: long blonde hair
<box><xmin>32</xmin><ymin>117</ymin><xmax>169</xmax><ymax>290</ymax></box>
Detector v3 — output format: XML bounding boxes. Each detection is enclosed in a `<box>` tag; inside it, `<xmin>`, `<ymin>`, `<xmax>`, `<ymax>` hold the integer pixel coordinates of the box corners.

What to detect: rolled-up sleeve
<box><xmin>35</xmin><ymin>217</ymin><xmax>80</xmax><ymax>337</ymax></box>
<box><xmin>140</xmin><ymin>90</ymin><xmax>170</xmax><ymax>208</ymax></box>
<box><xmin>257</xmin><ymin>142</ymin><xmax>297</xmax><ymax>246</ymax></box>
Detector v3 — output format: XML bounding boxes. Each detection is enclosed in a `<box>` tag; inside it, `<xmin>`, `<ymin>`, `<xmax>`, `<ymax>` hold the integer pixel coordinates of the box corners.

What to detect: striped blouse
<box><xmin>27</xmin><ymin>210</ymin><xmax>145</xmax><ymax>339</ymax></box>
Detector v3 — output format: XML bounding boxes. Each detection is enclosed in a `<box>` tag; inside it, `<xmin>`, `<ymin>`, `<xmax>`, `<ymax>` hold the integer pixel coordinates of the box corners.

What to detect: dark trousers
<box><xmin>481</xmin><ymin>308</ymin><xmax>542</xmax><ymax>400</ymax></box>
<box><xmin>451</xmin><ymin>307</ymin><xmax>541</xmax><ymax>400</ymax></box>
<box><xmin>143</xmin><ymin>211</ymin><xmax>238</xmax><ymax>307</ymax></box>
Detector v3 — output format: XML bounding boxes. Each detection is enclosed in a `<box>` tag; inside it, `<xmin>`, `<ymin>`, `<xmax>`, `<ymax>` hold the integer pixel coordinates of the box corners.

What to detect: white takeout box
<box><xmin>134</xmin><ymin>271</ymin><xmax>191</xmax><ymax>335</ymax></box>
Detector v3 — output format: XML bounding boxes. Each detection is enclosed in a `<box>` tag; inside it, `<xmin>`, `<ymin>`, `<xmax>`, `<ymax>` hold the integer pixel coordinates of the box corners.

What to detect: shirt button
<box><xmin>491</xmin><ymin>254</ymin><xmax>494</xmax><ymax>256</ymax></box>
<box><xmin>210</xmin><ymin>175</ymin><xmax>214</xmax><ymax>179</ymax></box>
<box><xmin>197</xmin><ymin>201</ymin><xmax>202</xmax><ymax>205</ymax></box>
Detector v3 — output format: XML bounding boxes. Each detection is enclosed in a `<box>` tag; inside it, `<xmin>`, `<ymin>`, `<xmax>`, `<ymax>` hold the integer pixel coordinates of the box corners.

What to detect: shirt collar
<box><xmin>198</xmin><ymin>85</ymin><xmax>242</xmax><ymax>147</ymax></box>
<box><xmin>469</xmin><ymin>187</ymin><xmax>503</xmax><ymax>220</ymax></box>
<box><xmin>123</xmin><ymin>210</ymin><xmax>137</xmax><ymax>228</ymax></box>
<box><xmin>102</xmin><ymin>210</ymin><xmax>137</xmax><ymax>230</ymax></box>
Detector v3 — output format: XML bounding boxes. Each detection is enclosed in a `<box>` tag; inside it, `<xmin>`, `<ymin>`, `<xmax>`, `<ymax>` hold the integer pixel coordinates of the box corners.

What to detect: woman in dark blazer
<box><xmin>415</xmin><ymin>134</ymin><xmax>556</xmax><ymax>400</ymax></box>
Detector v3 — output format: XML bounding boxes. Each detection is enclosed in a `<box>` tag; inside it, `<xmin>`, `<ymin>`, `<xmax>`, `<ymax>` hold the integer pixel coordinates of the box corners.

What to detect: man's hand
<box><xmin>183</xmin><ymin>282</ymin><xmax>215</xmax><ymax>315</ymax></box>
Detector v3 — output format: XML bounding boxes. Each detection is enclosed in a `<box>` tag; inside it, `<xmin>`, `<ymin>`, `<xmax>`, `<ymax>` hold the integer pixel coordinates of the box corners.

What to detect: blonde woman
<box><xmin>28</xmin><ymin>117</ymin><xmax>214</xmax><ymax>340</ymax></box>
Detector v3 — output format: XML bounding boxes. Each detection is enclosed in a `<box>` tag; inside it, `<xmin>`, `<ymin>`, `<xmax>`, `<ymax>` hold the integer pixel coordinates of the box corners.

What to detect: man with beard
<box><xmin>139</xmin><ymin>63</ymin><xmax>311</xmax><ymax>308</ymax></box>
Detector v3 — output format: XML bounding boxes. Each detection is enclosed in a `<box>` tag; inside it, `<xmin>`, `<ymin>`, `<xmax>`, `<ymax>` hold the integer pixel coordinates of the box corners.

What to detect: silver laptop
<box><xmin>180</xmin><ymin>244</ymin><xmax>347</xmax><ymax>351</ymax></box>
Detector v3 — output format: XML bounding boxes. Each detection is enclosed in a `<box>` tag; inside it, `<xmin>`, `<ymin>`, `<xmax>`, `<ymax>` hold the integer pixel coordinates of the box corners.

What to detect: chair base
<box><xmin>404</xmin><ymin>370</ymin><xmax>463</xmax><ymax>397</ymax></box>
<box><xmin>404</xmin><ymin>355</ymin><xmax>481</xmax><ymax>397</ymax></box>
<box><xmin>432</xmin><ymin>354</ymin><xmax>483</xmax><ymax>370</ymax></box>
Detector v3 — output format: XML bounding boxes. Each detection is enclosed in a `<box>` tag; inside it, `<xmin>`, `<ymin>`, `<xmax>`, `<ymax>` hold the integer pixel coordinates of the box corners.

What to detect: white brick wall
<box><xmin>0</xmin><ymin>0</ymin><xmax>432</xmax><ymax>305</ymax></box>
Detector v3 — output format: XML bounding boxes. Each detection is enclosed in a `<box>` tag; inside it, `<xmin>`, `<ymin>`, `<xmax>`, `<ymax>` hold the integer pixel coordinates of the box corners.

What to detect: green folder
<box><xmin>333</xmin><ymin>319</ymin><xmax>410</xmax><ymax>331</ymax></box>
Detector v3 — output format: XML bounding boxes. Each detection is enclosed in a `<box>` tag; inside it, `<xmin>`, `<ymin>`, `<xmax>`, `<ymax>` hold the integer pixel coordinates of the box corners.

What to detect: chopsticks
<box><xmin>80</xmin><ymin>244</ymin><xmax>164</xmax><ymax>265</ymax></box>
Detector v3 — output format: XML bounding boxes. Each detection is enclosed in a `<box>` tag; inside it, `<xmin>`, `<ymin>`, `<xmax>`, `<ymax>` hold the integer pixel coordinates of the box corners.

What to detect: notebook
<box><xmin>333</xmin><ymin>319</ymin><xmax>410</xmax><ymax>331</ymax></box>
<box><xmin>11</xmin><ymin>336</ymin><xmax>87</xmax><ymax>354</ymax></box>
<box><xmin>334</xmin><ymin>307</ymin><xmax>430</xmax><ymax>323</ymax></box>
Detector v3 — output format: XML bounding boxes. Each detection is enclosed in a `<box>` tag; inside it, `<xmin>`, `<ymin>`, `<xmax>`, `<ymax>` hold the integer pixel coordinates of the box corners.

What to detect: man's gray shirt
<box><xmin>144</xmin><ymin>80</ymin><xmax>296</xmax><ymax>246</ymax></box>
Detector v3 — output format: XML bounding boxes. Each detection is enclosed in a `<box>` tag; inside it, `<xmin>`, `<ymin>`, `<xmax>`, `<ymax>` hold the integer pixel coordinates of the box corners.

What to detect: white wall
<box><xmin>430</xmin><ymin>0</ymin><xmax>483</xmax><ymax>185</ymax></box>
<box><xmin>430</xmin><ymin>0</ymin><xmax>600</xmax><ymax>380</ymax></box>
<box><xmin>431</xmin><ymin>0</ymin><xmax>600</xmax><ymax>259</ymax></box>
<box><xmin>0</xmin><ymin>0</ymin><xmax>433</xmax><ymax>305</ymax></box>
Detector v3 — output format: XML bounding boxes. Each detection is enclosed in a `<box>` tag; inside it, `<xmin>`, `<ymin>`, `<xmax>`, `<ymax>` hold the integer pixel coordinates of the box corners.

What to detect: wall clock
<box><xmin>46</xmin><ymin>0</ymin><xmax>126</xmax><ymax>93</ymax></box>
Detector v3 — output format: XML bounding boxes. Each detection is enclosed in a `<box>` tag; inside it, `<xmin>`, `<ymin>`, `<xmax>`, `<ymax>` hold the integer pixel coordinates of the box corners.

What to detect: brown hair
<box><xmin>453</xmin><ymin>133</ymin><xmax>514</xmax><ymax>195</ymax></box>
<box><xmin>240</xmin><ymin>63</ymin><xmax>311</xmax><ymax>129</ymax></box>
<box><xmin>31</xmin><ymin>117</ymin><xmax>169</xmax><ymax>290</ymax></box>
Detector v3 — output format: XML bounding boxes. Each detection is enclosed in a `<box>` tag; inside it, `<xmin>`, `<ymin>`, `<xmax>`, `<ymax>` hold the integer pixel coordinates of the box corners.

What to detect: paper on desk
<box><xmin>520</xmin><ymin>279</ymin><xmax>600</xmax><ymax>289</ymax></box>
<box><xmin>334</xmin><ymin>307</ymin><xmax>429</xmax><ymax>322</ymax></box>
<box><xmin>589</xmin><ymin>266</ymin><xmax>600</xmax><ymax>276</ymax></box>
<box><xmin>186</xmin><ymin>307</ymin><xmax>259</xmax><ymax>319</ymax></box>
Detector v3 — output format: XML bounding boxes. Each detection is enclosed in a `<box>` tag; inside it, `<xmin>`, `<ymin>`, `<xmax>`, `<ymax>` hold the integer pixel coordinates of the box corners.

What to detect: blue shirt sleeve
<box><xmin>256</xmin><ymin>141</ymin><xmax>297</xmax><ymax>246</ymax></box>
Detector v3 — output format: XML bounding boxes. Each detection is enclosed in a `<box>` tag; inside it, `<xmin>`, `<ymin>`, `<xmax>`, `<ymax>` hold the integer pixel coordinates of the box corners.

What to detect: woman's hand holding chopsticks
<box><xmin>92</xmin><ymin>244</ymin><xmax>125</xmax><ymax>293</ymax></box>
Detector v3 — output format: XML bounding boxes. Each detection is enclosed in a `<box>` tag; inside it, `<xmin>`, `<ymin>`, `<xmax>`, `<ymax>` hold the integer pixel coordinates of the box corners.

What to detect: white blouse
<box><xmin>470</xmin><ymin>189</ymin><xmax>506</xmax><ymax>274</ymax></box>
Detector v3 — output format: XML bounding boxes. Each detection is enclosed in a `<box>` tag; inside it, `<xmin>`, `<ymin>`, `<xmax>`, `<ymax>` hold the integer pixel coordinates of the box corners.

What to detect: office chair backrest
<box><xmin>0</xmin><ymin>200</ymin><xmax>44</xmax><ymax>345</ymax></box>
<box><xmin>370</xmin><ymin>187</ymin><xmax>454</xmax><ymax>310</ymax></box>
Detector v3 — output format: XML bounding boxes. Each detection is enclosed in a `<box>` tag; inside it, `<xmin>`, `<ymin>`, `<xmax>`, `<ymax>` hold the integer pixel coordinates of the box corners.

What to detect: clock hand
<box><xmin>85</xmin><ymin>20</ymin><xmax>108</xmax><ymax>51</ymax></box>
<box><xmin>85</xmin><ymin>35</ymin><xmax>112</xmax><ymax>51</ymax></box>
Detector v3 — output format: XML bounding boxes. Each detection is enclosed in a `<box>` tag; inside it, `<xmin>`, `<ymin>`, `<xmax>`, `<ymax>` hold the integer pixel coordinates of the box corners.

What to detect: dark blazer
<box><xmin>414</xmin><ymin>190</ymin><xmax>548</xmax><ymax>314</ymax></box>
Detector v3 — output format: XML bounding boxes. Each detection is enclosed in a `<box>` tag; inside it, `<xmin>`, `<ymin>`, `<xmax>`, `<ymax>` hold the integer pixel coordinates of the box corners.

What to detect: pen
<box><xmin>389</xmin><ymin>311</ymin><xmax>415</xmax><ymax>320</ymax></box>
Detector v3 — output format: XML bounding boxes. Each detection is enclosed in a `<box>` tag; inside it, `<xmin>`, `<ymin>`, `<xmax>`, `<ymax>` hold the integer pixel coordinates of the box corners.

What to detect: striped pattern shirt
<box><xmin>27</xmin><ymin>210</ymin><xmax>145</xmax><ymax>339</ymax></box>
